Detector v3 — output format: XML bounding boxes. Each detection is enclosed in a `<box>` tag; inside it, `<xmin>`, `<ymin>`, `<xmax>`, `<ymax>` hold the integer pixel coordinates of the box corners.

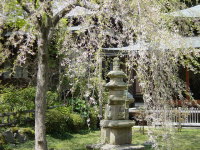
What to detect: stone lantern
<box><xmin>87</xmin><ymin>57</ymin><xmax>144</xmax><ymax>150</ymax></box>
<box><xmin>101</xmin><ymin>57</ymin><xmax>134</xmax><ymax>145</ymax></box>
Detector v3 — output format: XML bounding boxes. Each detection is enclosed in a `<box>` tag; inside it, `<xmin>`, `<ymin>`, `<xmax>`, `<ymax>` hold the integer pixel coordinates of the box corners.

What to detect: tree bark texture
<box><xmin>35</xmin><ymin>28</ymin><xmax>50</xmax><ymax>150</ymax></box>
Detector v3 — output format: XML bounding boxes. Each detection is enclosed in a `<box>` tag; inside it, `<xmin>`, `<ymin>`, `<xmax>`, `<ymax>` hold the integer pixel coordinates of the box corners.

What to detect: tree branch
<box><xmin>34</xmin><ymin>0</ymin><xmax>37</xmax><ymax>9</ymax></box>
<box><xmin>52</xmin><ymin>4</ymin><xmax>75</xmax><ymax>27</ymax></box>
<box><xmin>52</xmin><ymin>0</ymin><xmax>99</xmax><ymax>27</ymax></box>
<box><xmin>17</xmin><ymin>0</ymin><xmax>31</xmax><ymax>14</ymax></box>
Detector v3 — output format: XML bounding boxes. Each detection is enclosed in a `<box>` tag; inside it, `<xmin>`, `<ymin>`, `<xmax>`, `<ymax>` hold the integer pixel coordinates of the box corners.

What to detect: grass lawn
<box><xmin>4</xmin><ymin>128</ymin><xmax>200</xmax><ymax>150</ymax></box>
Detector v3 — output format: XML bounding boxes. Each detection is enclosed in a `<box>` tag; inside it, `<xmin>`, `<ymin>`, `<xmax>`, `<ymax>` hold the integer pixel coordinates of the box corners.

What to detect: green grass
<box><xmin>172</xmin><ymin>129</ymin><xmax>200</xmax><ymax>150</ymax></box>
<box><xmin>4</xmin><ymin>128</ymin><xmax>200</xmax><ymax>150</ymax></box>
<box><xmin>5</xmin><ymin>130</ymin><xmax>100</xmax><ymax>150</ymax></box>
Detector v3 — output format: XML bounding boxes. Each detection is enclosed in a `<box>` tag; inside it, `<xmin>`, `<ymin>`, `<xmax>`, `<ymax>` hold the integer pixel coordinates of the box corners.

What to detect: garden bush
<box><xmin>88</xmin><ymin>108</ymin><xmax>99</xmax><ymax>130</ymax></box>
<box><xmin>69</xmin><ymin>98</ymin><xmax>99</xmax><ymax>129</ymax></box>
<box><xmin>69</xmin><ymin>113</ymin><xmax>86</xmax><ymax>132</ymax></box>
<box><xmin>45</xmin><ymin>109</ymin><xmax>67</xmax><ymax>134</ymax></box>
<box><xmin>45</xmin><ymin>106</ymin><xmax>86</xmax><ymax>134</ymax></box>
<box><xmin>69</xmin><ymin>98</ymin><xmax>90</xmax><ymax>117</ymax></box>
<box><xmin>10</xmin><ymin>127</ymin><xmax>35</xmax><ymax>139</ymax></box>
<box><xmin>20</xmin><ymin>127</ymin><xmax>35</xmax><ymax>139</ymax></box>
<box><xmin>16</xmin><ymin>113</ymin><xmax>35</xmax><ymax>127</ymax></box>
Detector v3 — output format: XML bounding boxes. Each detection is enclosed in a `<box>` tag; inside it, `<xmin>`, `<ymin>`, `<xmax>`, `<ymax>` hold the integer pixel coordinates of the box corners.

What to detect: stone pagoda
<box><xmin>87</xmin><ymin>57</ymin><xmax>144</xmax><ymax>150</ymax></box>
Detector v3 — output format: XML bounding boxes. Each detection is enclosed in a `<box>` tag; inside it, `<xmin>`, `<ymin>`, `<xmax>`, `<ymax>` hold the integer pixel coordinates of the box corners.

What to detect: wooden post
<box><xmin>186</xmin><ymin>68</ymin><xmax>190</xmax><ymax>100</ymax></box>
<box><xmin>99</xmin><ymin>56</ymin><xmax>103</xmax><ymax>120</ymax></box>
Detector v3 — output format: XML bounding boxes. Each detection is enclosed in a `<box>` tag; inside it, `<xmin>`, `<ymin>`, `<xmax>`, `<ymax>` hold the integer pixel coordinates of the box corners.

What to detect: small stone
<box><xmin>0</xmin><ymin>145</ymin><xmax>4</xmax><ymax>150</ymax></box>
<box><xmin>143</xmin><ymin>141</ymin><xmax>154</xmax><ymax>146</ymax></box>
<box><xmin>2</xmin><ymin>131</ymin><xmax>15</xmax><ymax>144</ymax></box>
<box><xmin>15</xmin><ymin>133</ymin><xmax>27</xmax><ymax>143</ymax></box>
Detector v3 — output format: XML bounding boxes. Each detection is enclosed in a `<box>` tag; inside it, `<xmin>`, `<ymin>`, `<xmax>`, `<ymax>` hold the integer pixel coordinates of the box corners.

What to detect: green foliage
<box><xmin>69</xmin><ymin>98</ymin><xmax>99</xmax><ymax>129</ymax></box>
<box><xmin>10</xmin><ymin>127</ymin><xmax>34</xmax><ymax>139</ymax></box>
<box><xmin>70</xmin><ymin>113</ymin><xmax>86</xmax><ymax>132</ymax></box>
<box><xmin>55</xmin><ymin>106</ymin><xmax>72</xmax><ymax>115</ymax></box>
<box><xmin>16</xmin><ymin>113</ymin><xmax>34</xmax><ymax>127</ymax></box>
<box><xmin>0</xmin><ymin>86</ymin><xmax>58</xmax><ymax>112</ymax></box>
<box><xmin>45</xmin><ymin>106</ymin><xmax>86</xmax><ymax>134</ymax></box>
<box><xmin>0</xmin><ymin>86</ymin><xmax>35</xmax><ymax>112</ymax></box>
<box><xmin>72</xmin><ymin>99</ymin><xmax>90</xmax><ymax>118</ymax></box>
<box><xmin>68</xmin><ymin>99</ymin><xmax>99</xmax><ymax>129</ymax></box>
<box><xmin>88</xmin><ymin>108</ymin><xmax>99</xmax><ymax>130</ymax></box>
<box><xmin>59</xmin><ymin>18</ymin><xmax>68</xmax><ymax>27</ymax></box>
<box><xmin>0</xmin><ymin>133</ymin><xmax>6</xmax><ymax>145</ymax></box>
<box><xmin>20</xmin><ymin>128</ymin><xmax>35</xmax><ymax>139</ymax></box>
<box><xmin>45</xmin><ymin>108</ymin><xmax>69</xmax><ymax>134</ymax></box>
<box><xmin>46</xmin><ymin>91</ymin><xmax>58</xmax><ymax>106</ymax></box>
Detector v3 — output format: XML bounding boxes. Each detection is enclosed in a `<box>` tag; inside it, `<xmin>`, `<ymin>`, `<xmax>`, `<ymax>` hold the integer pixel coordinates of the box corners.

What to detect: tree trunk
<box><xmin>35</xmin><ymin>28</ymin><xmax>50</xmax><ymax>150</ymax></box>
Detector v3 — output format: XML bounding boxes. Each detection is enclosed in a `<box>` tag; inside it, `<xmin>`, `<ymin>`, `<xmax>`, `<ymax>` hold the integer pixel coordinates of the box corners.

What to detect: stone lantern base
<box><xmin>86</xmin><ymin>120</ymin><xmax>145</xmax><ymax>150</ymax></box>
<box><xmin>86</xmin><ymin>143</ymin><xmax>145</xmax><ymax>150</ymax></box>
<box><xmin>100</xmin><ymin>120</ymin><xmax>134</xmax><ymax>145</ymax></box>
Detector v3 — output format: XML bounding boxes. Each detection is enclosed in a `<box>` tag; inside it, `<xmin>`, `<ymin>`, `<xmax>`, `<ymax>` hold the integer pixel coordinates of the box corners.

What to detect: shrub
<box><xmin>19</xmin><ymin>87</ymin><xmax>36</xmax><ymax>110</ymax></box>
<box><xmin>55</xmin><ymin>106</ymin><xmax>72</xmax><ymax>115</ymax></box>
<box><xmin>0</xmin><ymin>87</ymin><xmax>35</xmax><ymax>112</ymax></box>
<box><xmin>45</xmin><ymin>109</ymin><xmax>67</xmax><ymax>134</ymax></box>
<box><xmin>70</xmin><ymin>113</ymin><xmax>86</xmax><ymax>132</ymax></box>
<box><xmin>16</xmin><ymin>113</ymin><xmax>34</xmax><ymax>127</ymax></box>
<box><xmin>88</xmin><ymin>108</ymin><xmax>99</xmax><ymax>130</ymax></box>
<box><xmin>71</xmin><ymin>99</ymin><xmax>90</xmax><ymax>118</ymax></box>
<box><xmin>46</xmin><ymin>91</ymin><xmax>58</xmax><ymax>106</ymax></box>
<box><xmin>45</xmin><ymin>106</ymin><xmax>87</xmax><ymax>134</ymax></box>
<box><xmin>10</xmin><ymin>127</ymin><xmax>19</xmax><ymax>133</ymax></box>
<box><xmin>10</xmin><ymin>127</ymin><xmax>34</xmax><ymax>139</ymax></box>
<box><xmin>20</xmin><ymin>127</ymin><xmax>35</xmax><ymax>139</ymax></box>
<box><xmin>68</xmin><ymin>98</ymin><xmax>99</xmax><ymax>130</ymax></box>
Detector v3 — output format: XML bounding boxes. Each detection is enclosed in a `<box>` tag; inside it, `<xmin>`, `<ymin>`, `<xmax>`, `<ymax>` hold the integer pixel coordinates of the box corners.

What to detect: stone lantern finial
<box><xmin>113</xmin><ymin>57</ymin><xmax>120</xmax><ymax>71</ymax></box>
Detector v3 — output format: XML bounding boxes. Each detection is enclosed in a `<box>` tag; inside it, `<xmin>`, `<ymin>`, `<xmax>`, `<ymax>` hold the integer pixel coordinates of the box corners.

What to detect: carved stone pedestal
<box><xmin>100</xmin><ymin>120</ymin><xmax>134</xmax><ymax>145</ymax></box>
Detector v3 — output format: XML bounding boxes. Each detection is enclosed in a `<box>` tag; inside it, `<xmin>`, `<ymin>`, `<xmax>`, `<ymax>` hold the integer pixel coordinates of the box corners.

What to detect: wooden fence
<box><xmin>150</xmin><ymin>107</ymin><xmax>200</xmax><ymax>126</ymax></box>
<box><xmin>0</xmin><ymin>104</ymin><xmax>66</xmax><ymax>127</ymax></box>
<box><xmin>129</xmin><ymin>107</ymin><xmax>200</xmax><ymax>126</ymax></box>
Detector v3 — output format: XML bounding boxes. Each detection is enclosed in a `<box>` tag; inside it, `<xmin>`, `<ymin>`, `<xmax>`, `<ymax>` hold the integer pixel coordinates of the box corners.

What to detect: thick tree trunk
<box><xmin>35</xmin><ymin>29</ymin><xmax>49</xmax><ymax>150</ymax></box>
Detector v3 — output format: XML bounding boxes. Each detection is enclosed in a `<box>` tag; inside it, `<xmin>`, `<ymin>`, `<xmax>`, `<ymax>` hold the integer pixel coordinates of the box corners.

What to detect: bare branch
<box><xmin>17</xmin><ymin>0</ymin><xmax>31</xmax><ymax>14</ymax></box>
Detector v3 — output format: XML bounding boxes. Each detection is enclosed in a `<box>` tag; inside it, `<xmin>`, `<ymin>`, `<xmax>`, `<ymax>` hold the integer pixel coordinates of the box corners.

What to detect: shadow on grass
<box><xmin>50</xmin><ymin>132</ymin><xmax>73</xmax><ymax>140</ymax></box>
<box><xmin>144</xmin><ymin>145</ymin><xmax>153</xmax><ymax>150</ymax></box>
<box><xmin>49</xmin><ymin>129</ymin><xmax>98</xmax><ymax>140</ymax></box>
<box><xmin>77</xmin><ymin>129</ymin><xmax>98</xmax><ymax>135</ymax></box>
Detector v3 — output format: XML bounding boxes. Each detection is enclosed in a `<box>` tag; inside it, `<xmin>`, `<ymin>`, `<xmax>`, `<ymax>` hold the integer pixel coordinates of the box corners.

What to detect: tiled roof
<box><xmin>168</xmin><ymin>5</ymin><xmax>200</xmax><ymax>18</ymax></box>
<box><xmin>103</xmin><ymin>36</ymin><xmax>200</xmax><ymax>51</ymax></box>
<box><xmin>53</xmin><ymin>0</ymin><xmax>98</xmax><ymax>17</ymax></box>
